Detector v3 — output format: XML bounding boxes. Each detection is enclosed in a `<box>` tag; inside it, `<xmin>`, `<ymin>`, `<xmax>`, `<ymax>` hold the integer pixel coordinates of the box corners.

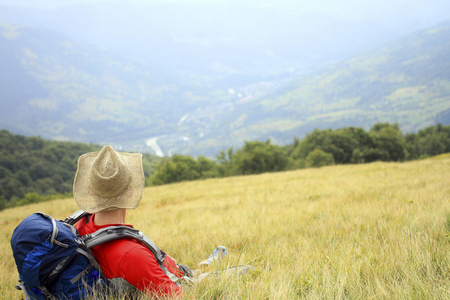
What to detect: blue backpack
<box><xmin>11</xmin><ymin>211</ymin><xmax>170</xmax><ymax>300</ymax></box>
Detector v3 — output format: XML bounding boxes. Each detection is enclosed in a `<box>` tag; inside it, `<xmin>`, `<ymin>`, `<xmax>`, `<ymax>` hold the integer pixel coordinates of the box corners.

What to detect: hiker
<box><xmin>73</xmin><ymin>145</ymin><xmax>190</xmax><ymax>297</ymax></box>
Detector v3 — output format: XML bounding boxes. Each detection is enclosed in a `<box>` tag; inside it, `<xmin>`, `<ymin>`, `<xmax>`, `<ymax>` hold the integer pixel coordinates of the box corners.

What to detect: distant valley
<box><xmin>202</xmin><ymin>21</ymin><xmax>450</xmax><ymax>155</ymax></box>
<box><xmin>0</xmin><ymin>19</ymin><xmax>449</xmax><ymax>157</ymax></box>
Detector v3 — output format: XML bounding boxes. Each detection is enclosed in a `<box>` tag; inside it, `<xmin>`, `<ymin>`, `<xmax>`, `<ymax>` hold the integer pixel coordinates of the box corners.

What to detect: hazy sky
<box><xmin>1</xmin><ymin>0</ymin><xmax>448</xmax><ymax>24</ymax></box>
<box><xmin>0</xmin><ymin>0</ymin><xmax>448</xmax><ymax>17</ymax></box>
<box><xmin>1</xmin><ymin>0</ymin><xmax>448</xmax><ymax>75</ymax></box>
<box><xmin>0</xmin><ymin>0</ymin><xmax>448</xmax><ymax>32</ymax></box>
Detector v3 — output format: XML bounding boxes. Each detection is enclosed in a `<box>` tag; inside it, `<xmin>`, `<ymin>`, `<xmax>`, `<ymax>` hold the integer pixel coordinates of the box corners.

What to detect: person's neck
<box><xmin>94</xmin><ymin>209</ymin><xmax>127</xmax><ymax>225</ymax></box>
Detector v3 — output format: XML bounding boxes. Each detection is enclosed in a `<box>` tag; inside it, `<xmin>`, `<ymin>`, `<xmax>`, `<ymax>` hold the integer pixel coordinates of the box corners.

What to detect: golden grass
<box><xmin>1</xmin><ymin>155</ymin><xmax>449</xmax><ymax>299</ymax></box>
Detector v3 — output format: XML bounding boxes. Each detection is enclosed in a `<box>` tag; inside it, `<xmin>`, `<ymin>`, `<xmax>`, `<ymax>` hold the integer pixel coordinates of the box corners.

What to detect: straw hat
<box><xmin>73</xmin><ymin>145</ymin><xmax>144</xmax><ymax>213</ymax></box>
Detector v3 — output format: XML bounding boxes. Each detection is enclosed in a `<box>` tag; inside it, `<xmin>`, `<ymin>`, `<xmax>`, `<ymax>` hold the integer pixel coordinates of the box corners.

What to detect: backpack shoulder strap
<box><xmin>82</xmin><ymin>225</ymin><xmax>166</xmax><ymax>266</ymax></box>
<box><xmin>64</xmin><ymin>210</ymin><xmax>91</xmax><ymax>226</ymax></box>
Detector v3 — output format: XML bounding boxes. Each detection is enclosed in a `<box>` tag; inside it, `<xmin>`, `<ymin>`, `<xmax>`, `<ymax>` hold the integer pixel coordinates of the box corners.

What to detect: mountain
<box><xmin>0</xmin><ymin>3</ymin><xmax>401</xmax><ymax>78</ymax></box>
<box><xmin>185</xmin><ymin>21</ymin><xmax>450</xmax><ymax>155</ymax></box>
<box><xmin>0</xmin><ymin>21</ymin><xmax>449</xmax><ymax>157</ymax></box>
<box><xmin>0</xmin><ymin>23</ymin><xmax>220</xmax><ymax>151</ymax></box>
<box><xmin>1</xmin><ymin>1</ymin><xmax>448</xmax><ymax>80</ymax></box>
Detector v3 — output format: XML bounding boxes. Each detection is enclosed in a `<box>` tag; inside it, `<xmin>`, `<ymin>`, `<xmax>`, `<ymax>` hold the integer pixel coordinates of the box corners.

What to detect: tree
<box><xmin>305</xmin><ymin>149</ymin><xmax>335</xmax><ymax>167</ymax></box>
<box><xmin>150</xmin><ymin>155</ymin><xmax>202</xmax><ymax>185</ymax></box>
<box><xmin>231</xmin><ymin>140</ymin><xmax>288</xmax><ymax>175</ymax></box>
<box><xmin>0</xmin><ymin>195</ymin><xmax>7</xmax><ymax>211</ymax></box>
<box><xmin>291</xmin><ymin>129</ymin><xmax>331</xmax><ymax>160</ymax></box>
<box><xmin>27</xmin><ymin>136</ymin><xmax>44</xmax><ymax>150</ymax></box>
<box><xmin>216</xmin><ymin>147</ymin><xmax>233</xmax><ymax>177</ymax></box>
<box><xmin>16</xmin><ymin>170</ymin><xmax>32</xmax><ymax>185</ymax></box>
<box><xmin>19</xmin><ymin>193</ymin><xmax>41</xmax><ymax>205</ymax></box>
<box><xmin>283</xmin><ymin>137</ymin><xmax>300</xmax><ymax>156</ymax></box>
<box><xmin>404</xmin><ymin>124</ymin><xmax>450</xmax><ymax>159</ymax></box>
<box><xmin>415</xmin><ymin>124</ymin><xmax>450</xmax><ymax>157</ymax></box>
<box><xmin>29</xmin><ymin>162</ymin><xmax>53</xmax><ymax>180</ymax></box>
<box><xmin>0</xmin><ymin>166</ymin><xmax>12</xmax><ymax>179</ymax></box>
<box><xmin>0</xmin><ymin>177</ymin><xmax>24</xmax><ymax>200</ymax></box>
<box><xmin>369</xmin><ymin>123</ymin><xmax>406</xmax><ymax>161</ymax></box>
<box><xmin>404</xmin><ymin>133</ymin><xmax>418</xmax><ymax>159</ymax></box>
<box><xmin>196</xmin><ymin>156</ymin><xmax>219</xmax><ymax>178</ymax></box>
<box><xmin>291</xmin><ymin>127</ymin><xmax>373</xmax><ymax>164</ymax></box>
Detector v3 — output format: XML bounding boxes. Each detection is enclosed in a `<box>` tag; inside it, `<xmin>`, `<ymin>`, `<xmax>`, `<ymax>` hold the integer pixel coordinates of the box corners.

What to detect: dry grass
<box><xmin>1</xmin><ymin>155</ymin><xmax>449</xmax><ymax>299</ymax></box>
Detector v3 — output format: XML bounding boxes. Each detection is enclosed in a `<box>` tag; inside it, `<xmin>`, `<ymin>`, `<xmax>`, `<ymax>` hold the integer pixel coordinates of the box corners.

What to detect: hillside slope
<box><xmin>1</xmin><ymin>155</ymin><xmax>449</xmax><ymax>299</ymax></box>
<box><xmin>1</xmin><ymin>21</ymin><xmax>449</xmax><ymax>157</ymax></box>
<box><xmin>0</xmin><ymin>23</ymin><xmax>208</xmax><ymax>149</ymax></box>
<box><xmin>197</xmin><ymin>22</ymin><xmax>450</xmax><ymax>153</ymax></box>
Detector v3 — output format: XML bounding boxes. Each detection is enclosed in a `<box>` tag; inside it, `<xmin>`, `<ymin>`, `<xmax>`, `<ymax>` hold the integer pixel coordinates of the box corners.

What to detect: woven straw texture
<box><xmin>73</xmin><ymin>145</ymin><xmax>144</xmax><ymax>213</ymax></box>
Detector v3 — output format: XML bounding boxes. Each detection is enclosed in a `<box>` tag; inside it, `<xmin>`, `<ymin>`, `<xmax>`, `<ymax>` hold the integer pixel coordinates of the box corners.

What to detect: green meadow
<box><xmin>1</xmin><ymin>155</ymin><xmax>449</xmax><ymax>299</ymax></box>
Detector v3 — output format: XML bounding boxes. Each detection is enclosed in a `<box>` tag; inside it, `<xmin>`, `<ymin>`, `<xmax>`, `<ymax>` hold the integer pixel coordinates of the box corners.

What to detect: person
<box><xmin>73</xmin><ymin>145</ymin><xmax>188</xmax><ymax>297</ymax></box>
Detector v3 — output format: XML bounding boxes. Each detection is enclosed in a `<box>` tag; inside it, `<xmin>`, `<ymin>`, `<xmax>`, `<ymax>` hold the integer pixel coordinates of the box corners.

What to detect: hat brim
<box><xmin>73</xmin><ymin>151</ymin><xmax>144</xmax><ymax>213</ymax></box>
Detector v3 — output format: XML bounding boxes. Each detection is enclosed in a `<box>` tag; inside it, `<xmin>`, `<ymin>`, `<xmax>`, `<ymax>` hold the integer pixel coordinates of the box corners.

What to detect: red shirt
<box><xmin>75</xmin><ymin>215</ymin><xmax>182</xmax><ymax>297</ymax></box>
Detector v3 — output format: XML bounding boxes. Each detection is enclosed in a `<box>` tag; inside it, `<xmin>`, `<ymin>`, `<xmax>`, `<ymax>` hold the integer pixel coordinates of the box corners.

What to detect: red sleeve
<box><xmin>117</xmin><ymin>245</ymin><xmax>183</xmax><ymax>297</ymax></box>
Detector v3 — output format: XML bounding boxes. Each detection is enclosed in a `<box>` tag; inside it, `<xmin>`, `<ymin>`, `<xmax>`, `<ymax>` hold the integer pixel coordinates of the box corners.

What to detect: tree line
<box><xmin>148</xmin><ymin>123</ymin><xmax>450</xmax><ymax>186</ymax></box>
<box><xmin>0</xmin><ymin>130</ymin><xmax>160</xmax><ymax>210</ymax></box>
<box><xmin>1</xmin><ymin>123</ymin><xmax>448</xmax><ymax>210</ymax></box>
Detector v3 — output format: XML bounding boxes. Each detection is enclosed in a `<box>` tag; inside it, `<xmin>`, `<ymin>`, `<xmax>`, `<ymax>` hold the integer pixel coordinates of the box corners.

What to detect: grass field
<box><xmin>1</xmin><ymin>155</ymin><xmax>449</xmax><ymax>299</ymax></box>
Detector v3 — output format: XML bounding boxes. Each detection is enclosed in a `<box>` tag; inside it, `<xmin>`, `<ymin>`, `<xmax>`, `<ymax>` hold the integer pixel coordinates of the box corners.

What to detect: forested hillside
<box><xmin>1</xmin><ymin>22</ymin><xmax>449</xmax><ymax>157</ymax></box>
<box><xmin>0</xmin><ymin>130</ymin><xmax>160</xmax><ymax>209</ymax></box>
<box><xmin>194</xmin><ymin>22</ymin><xmax>450</xmax><ymax>155</ymax></box>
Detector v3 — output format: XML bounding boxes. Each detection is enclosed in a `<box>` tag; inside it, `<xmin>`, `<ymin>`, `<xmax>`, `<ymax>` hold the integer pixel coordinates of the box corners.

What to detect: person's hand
<box><xmin>178</xmin><ymin>264</ymin><xmax>193</xmax><ymax>278</ymax></box>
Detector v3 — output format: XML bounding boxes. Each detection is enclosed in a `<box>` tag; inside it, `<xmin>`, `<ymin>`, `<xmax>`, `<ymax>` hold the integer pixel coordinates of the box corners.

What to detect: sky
<box><xmin>1</xmin><ymin>0</ymin><xmax>449</xmax><ymax>35</ymax></box>
<box><xmin>1</xmin><ymin>0</ymin><xmax>449</xmax><ymax>29</ymax></box>
<box><xmin>1</xmin><ymin>0</ymin><xmax>449</xmax><ymax>78</ymax></box>
<box><xmin>0</xmin><ymin>0</ymin><xmax>449</xmax><ymax>18</ymax></box>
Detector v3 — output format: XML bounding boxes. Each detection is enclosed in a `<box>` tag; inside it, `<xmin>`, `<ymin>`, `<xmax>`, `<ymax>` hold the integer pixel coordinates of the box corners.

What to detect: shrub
<box><xmin>305</xmin><ymin>149</ymin><xmax>335</xmax><ymax>167</ymax></box>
